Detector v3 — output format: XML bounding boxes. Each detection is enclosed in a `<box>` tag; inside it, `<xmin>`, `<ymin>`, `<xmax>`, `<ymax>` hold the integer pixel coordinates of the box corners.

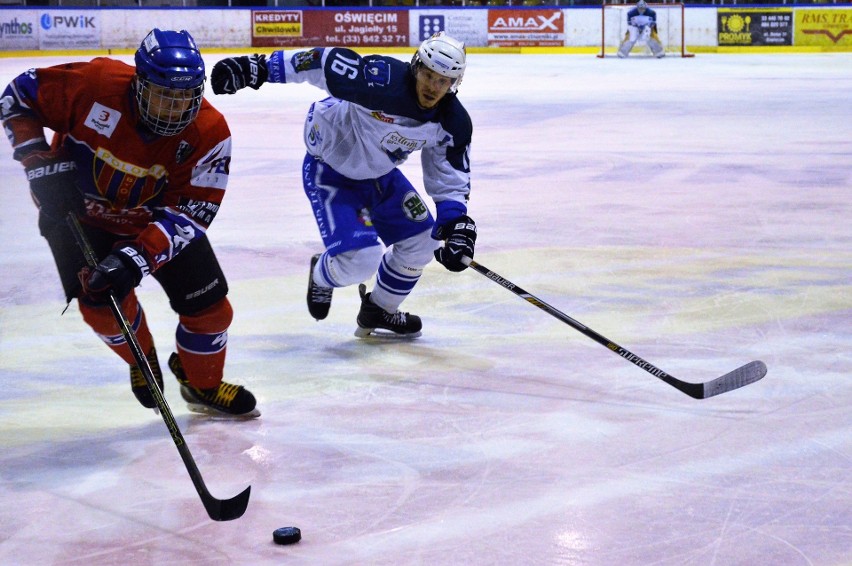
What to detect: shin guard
<box><xmin>174</xmin><ymin>297</ymin><xmax>233</xmax><ymax>390</ymax></box>
<box><xmin>79</xmin><ymin>292</ymin><xmax>154</xmax><ymax>365</ymax></box>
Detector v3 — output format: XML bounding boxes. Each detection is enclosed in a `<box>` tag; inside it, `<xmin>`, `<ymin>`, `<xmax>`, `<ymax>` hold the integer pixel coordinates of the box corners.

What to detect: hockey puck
<box><xmin>273</xmin><ymin>526</ymin><xmax>301</xmax><ymax>545</ymax></box>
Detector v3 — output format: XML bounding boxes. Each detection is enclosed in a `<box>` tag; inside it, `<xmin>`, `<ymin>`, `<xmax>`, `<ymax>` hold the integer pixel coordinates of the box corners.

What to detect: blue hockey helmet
<box><xmin>134</xmin><ymin>29</ymin><xmax>205</xmax><ymax>136</ymax></box>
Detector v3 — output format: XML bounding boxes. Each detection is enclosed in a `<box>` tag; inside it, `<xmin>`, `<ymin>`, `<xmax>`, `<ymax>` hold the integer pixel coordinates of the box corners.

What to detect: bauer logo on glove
<box><xmin>434</xmin><ymin>215</ymin><xmax>477</xmax><ymax>273</ymax></box>
<box><xmin>211</xmin><ymin>55</ymin><xmax>269</xmax><ymax>95</ymax></box>
<box><xmin>118</xmin><ymin>245</ymin><xmax>152</xmax><ymax>278</ymax></box>
<box><xmin>79</xmin><ymin>243</ymin><xmax>151</xmax><ymax>303</ymax></box>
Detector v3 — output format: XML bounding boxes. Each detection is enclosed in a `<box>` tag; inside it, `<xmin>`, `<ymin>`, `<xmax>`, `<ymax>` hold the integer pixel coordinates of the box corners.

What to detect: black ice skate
<box><xmin>307</xmin><ymin>253</ymin><xmax>333</xmax><ymax>320</ymax></box>
<box><xmin>129</xmin><ymin>347</ymin><xmax>164</xmax><ymax>409</ymax></box>
<box><xmin>355</xmin><ymin>283</ymin><xmax>422</xmax><ymax>339</ymax></box>
<box><xmin>168</xmin><ymin>353</ymin><xmax>260</xmax><ymax>419</ymax></box>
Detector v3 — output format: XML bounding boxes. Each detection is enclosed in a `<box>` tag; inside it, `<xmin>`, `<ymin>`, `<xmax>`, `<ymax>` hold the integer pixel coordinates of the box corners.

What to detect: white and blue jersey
<box><xmin>627</xmin><ymin>7</ymin><xmax>657</xmax><ymax>30</ymax></box>
<box><xmin>266</xmin><ymin>47</ymin><xmax>472</xmax><ymax>225</ymax></box>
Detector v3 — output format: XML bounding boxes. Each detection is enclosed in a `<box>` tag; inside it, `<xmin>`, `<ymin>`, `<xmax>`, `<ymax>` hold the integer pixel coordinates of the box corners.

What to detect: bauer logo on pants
<box><xmin>402</xmin><ymin>191</ymin><xmax>429</xmax><ymax>222</ymax></box>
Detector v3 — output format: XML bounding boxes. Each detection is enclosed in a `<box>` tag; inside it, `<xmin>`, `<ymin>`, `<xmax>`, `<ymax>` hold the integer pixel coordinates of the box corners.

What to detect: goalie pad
<box><xmin>618</xmin><ymin>32</ymin><xmax>635</xmax><ymax>58</ymax></box>
<box><xmin>648</xmin><ymin>30</ymin><xmax>665</xmax><ymax>58</ymax></box>
<box><xmin>619</xmin><ymin>26</ymin><xmax>664</xmax><ymax>58</ymax></box>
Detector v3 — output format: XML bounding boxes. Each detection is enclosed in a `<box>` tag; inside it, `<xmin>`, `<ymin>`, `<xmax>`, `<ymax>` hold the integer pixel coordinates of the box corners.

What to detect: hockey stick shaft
<box><xmin>66</xmin><ymin>214</ymin><xmax>250</xmax><ymax>521</ymax></box>
<box><xmin>462</xmin><ymin>257</ymin><xmax>766</xmax><ymax>399</ymax></box>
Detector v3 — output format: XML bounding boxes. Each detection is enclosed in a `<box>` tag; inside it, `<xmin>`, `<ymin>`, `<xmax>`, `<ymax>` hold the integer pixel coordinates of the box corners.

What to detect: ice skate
<box><xmin>129</xmin><ymin>347</ymin><xmax>164</xmax><ymax>409</ymax></box>
<box><xmin>168</xmin><ymin>353</ymin><xmax>260</xmax><ymax>419</ymax></box>
<box><xmin>354</xmin><ymin>283</ymin><xmax>422</xmax><ymax>339</ymax></box>
<box><xmin>307</xmin><ymin>253</ymin><xmax>333</xmax><ymax>320</ymax></box>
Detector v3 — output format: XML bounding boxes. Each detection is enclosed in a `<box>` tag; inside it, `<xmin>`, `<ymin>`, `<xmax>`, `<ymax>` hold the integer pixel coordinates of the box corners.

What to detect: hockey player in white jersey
<box><xmin>618</xmin><ymin>0</ymin><xmax>665</xmax><ymax>58</ymax></box>
<box><xmin>210</xmin><ymin>33</ymin><xmax>474</xmax><ymax>338</ymax></box>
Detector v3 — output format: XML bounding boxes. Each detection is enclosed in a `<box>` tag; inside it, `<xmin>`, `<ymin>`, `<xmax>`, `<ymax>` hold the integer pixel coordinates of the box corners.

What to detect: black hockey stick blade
<box><xmin>462</xmin><ymin>256</ymin><xmax>768</xmax><ymax>399</ymax></box>
<box><xmin>202</xmin><ymin>485</ymin><xmax>251</xmax><ymax>522</ymax></box>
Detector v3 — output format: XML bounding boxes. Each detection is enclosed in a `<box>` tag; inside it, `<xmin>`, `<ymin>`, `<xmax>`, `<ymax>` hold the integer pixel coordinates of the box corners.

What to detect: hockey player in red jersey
<box><xmin>0</xmin><ymin>29</ymin><xmax>258</xmax><ymax>418</ymax></box>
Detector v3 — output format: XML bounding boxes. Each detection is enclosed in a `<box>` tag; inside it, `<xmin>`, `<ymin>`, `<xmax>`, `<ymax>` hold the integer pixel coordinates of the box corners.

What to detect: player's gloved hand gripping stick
<box><xmin>66</xmin><ymin>213</ymin><xmax>251</xmax><ymax>521</ymax></box>
<box><xmin>434</xmin><ymin>215</ymin><xmax>477</xmax><ymax>272</ymax></box>
<box><xmin>461</xmin><ymin>256</ymin><xmax>767</xmax><ymax>399</ymax></box>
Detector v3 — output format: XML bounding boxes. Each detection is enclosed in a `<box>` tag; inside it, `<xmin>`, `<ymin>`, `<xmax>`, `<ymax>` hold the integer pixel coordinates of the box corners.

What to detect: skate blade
<box><xmin>185</xmin><ymin>402</ymin><xmax>261</xmax><ymax>420</ymax></box>
<box><xmin>354</xmin><ymin>326</ymin><xmax>422</xmax><ymax>340</ymax></box>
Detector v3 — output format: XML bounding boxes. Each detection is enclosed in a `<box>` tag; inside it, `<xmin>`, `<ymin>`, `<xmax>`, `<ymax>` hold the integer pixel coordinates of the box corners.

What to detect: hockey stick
<box><xmin>66</xmin><ymin>214</ymin><xmax>250</xmax><ymax>521</ymax></box>
<box><xmin>462</xmin><ymin>257</ymin><xmax>767</xmax><ymax>399</ymax></box>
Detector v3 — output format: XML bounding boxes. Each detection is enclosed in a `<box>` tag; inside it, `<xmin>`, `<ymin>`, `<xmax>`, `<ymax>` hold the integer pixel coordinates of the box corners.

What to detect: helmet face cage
<box><xmin>134</xmin><ymin>79</ymin><xmax>204</xmax><ymax>137</ymax></box>
<box><xmin>411</xmin><ymin>32</ymin><xmax>466</xmax><ymax>93</ymax></box>
<box><xmin>637</xmin><ymin>0</ymin><xmax>647</xmax><ymax>13</ymax></box>
<box><xmin>134</xmin><ymin>29</ymin><xmax>205</xmax><ymax>137</ymax></box>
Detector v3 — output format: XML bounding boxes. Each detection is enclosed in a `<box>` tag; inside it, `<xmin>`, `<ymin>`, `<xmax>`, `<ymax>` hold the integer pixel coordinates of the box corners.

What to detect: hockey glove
<box><xmin>433</xmin><ymin>215</ymin><xmax>477</xmax><ymax>272</ymax></box>
<box><xmin>79</xmin><ymin>243</ymin><xmax>151</xmax><ymax>303</ymax></box>
<box><xmin>21</xmin><ymin>145</ymin><xmax>83</xmax><ymax>234</ymax></box>
<box><xmin>211</xmin><ymin>55</ymin><xmax>268</xmax><ymax>95</ymax></box>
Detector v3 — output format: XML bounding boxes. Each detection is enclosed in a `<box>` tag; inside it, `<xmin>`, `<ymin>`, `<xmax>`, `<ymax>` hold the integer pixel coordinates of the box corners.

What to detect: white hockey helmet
<box><xmin>411</xmin><ymin>32</ymin><xmax>466</xmax><ymax>92</ymax></box>
<box><xmin>636</xmin><ymin>0</ymin><xmax>648</xmax><ymax>12</ymax></box>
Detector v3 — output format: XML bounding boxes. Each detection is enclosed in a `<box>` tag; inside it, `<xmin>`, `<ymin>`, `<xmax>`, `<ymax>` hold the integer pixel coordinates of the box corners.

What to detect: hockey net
<box><xmin>598</xmin><ymin>2</ymin><xmax>694</xmax><ymax>58</ymax></box>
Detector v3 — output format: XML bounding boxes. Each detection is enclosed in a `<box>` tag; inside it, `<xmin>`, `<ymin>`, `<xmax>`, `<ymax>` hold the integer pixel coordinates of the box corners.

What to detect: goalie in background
<box><xmin>618</xmin><ymin>0</ymin><xmax>666</xmax><ymax>58</ymax></box>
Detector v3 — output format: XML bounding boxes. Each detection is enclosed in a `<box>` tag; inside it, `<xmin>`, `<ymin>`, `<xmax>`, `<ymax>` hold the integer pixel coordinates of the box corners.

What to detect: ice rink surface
<box><xmin>0</xmin><ymin>51</ymin><xmax>849</xmax><ymax>565</ymax></box>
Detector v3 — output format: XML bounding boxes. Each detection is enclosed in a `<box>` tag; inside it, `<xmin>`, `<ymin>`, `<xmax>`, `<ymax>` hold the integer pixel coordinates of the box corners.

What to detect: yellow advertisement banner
<box><xmin>253</xmin><ymin>11</ymin><xmax>303</xmax><ymax>38</ymax></box>
<box><xmin>718</xmin><ymin>8</ymin><xmax>793</xmax><ymax>46</ymax></box>
<box><xmin>254</xmin><ymin>23</ymin><xmax>302</xmax><ymax>37</ymax></box>
<box><xmin>795</xmin><ymin>9</ymin><xmax>852</xmax><ymax>47</ymax></box>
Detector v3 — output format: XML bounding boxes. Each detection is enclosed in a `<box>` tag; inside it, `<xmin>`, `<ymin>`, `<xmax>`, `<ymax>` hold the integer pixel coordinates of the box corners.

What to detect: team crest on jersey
<box><xmin>363</xmin><ymin>59</ymin><xmax>391</xmax><ymax>87</ymax></box>
<box><xmin>93</xmin><ymin>147</ymin><xmax>167</xmax><ymax>208</ymax></box>
<box><xmin>292</xmin><ymin>49</ymin><xmax>323</xmax><ymax>72</ymax></box>
<box><xmin>84</xmin><ymin>103</ymin><xmax>121</xmax><ymax>138</ymax></box>
<box><xmin>381</xmin><ymin>131</ymin><xmax>426</xmax><ymax>164</ymax></box>
<box><xmin>401</xmin><ymin>191</ymin><xmax>429</xmax><ymax>222</ymax></box>
<box><xmin>175</xmin><ymin>140</ymin><xmax>194</xmax><ymax>164</ymax></box>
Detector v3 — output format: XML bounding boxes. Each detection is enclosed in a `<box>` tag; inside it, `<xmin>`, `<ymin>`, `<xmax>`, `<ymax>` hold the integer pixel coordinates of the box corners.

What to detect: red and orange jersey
<box><xmin>1</xmin><ymin>57</ymin><xmax>231</xmax><ymax>271</ymax></box>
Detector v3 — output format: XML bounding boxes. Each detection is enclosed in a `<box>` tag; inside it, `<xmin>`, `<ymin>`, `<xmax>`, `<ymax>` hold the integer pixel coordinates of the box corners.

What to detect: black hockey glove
<box><xmin>211</xmin><ymin>55</ymin><xmax>268</xmax><ymax>95</ymax></box>
<box><xmin>79</xmin><ymin>243</ymin><xmax>151</xmax><ymax>303</ymax></box>
<box><xmin>434</xmin><ymin>215</ymin><xmax>477</xmax><ymax>272</ymax></box>
<box><xmin>21</xmin><ymin>145</ymin><xmax>83</xmax><ymax>235</ymax></box>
